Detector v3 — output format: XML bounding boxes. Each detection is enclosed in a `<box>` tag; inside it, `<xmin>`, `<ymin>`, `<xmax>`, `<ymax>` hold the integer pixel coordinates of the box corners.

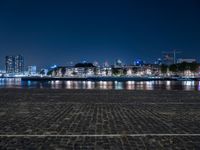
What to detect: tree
<box><xmin>112</xmin><ymin>68</ymin><xmax>121</xmax><ymax>76</ymax></box>
<box><xmin>169</xmin><ymin>64</ymin><xmax>177</xmax><ymax>73</ymax></box>
<box><xmin>160</xmin><ymin>64</ymin><xmax>168</xmax><ymax>74</ymax></box>
<box><xmin>105</xmin><ymin>69</ymin><xmax>109</xmax><ymax>76</ymax></box>
<box><xmin>72</xmin><ymin>71</ymin><xmax>77</xmax><ymax>76</ymax></box>
<box><xmin>123</xmin><ymin>69</ymin><xmax>128</xmax><ymax>75</ymax></box>
<box><xmin>75</xmin><ymin>63</ymin><xmax>95</xmax><ymax>68</ymax></box>
<box><xmin>40</xmin><ymin>69</ymin><xmax>46</xmax><ymax>76</ymax></box>
<box><xmin>94</xmin><ymin>67</ymin><xmax>98</xmax><ymax>76</ymax></box>
<box><xmin>61</xmin><ymin>67</ymin><xmax>66</xmax><ymax>77</ymax></box>
<box><xmin>47</xmin><ymin>70</ymin><xmax>53</xmax><ymax>76</ymax></box>
<box><xmin>178</xmin><ymin>62</ymin><xmax>187</xmax><ymax>72</ymax></box>
<box><xmin>189</xmin><ymin>62</ymin><xmax>199</xmax><ymax>72</ymax></box>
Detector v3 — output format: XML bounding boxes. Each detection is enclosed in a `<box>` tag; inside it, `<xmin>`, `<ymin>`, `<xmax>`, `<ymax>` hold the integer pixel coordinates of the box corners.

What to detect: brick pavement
<box><xmin>0</xmin><ymin>89</ymin><xmax>200</xmax><ymax>149</ymax></box>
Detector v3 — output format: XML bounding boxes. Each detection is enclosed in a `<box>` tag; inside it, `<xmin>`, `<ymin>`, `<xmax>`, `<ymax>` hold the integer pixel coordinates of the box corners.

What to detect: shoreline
<box><xmin>20</xmin><ymin>76</ymin><xmax>200</xmax><ymax>81</ymax></box>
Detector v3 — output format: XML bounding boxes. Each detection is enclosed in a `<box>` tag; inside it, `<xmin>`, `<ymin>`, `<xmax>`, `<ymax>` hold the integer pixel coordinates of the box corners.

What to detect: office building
<box><xmin>5</xmin><ymin>56</ymin><xmax>15</xmax><ymax>73</ymax></box>
<box><xmin>28</xmin><ymin>66</ymin><xmax>37</xmax><ymax>75</ymax></box>
<box><xmin>5</xmin><ymin>55</ymin><xmax>24</xmax><ymax>73</ymax></box>
<box><xmin>15</xmin><ymin>55</ymin><xmax>24</xmax><ymax>73</ymax></box>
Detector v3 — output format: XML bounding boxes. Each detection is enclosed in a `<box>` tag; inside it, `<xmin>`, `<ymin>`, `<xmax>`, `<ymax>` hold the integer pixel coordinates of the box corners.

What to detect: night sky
<box><xmin>0</xmin><ymin>0</ymin><xmax>200</xmax><ymax>69</ymax></box>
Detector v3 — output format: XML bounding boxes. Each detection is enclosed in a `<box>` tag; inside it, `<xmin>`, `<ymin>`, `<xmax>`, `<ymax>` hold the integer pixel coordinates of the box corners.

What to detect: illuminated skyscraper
<box><xmin>15</xmin><ymin>55</ymin><xmax>24</xmax><ymax>73</ymax></box>
<box><xmin>5</xmin><ymin>56</ymin><xmax>15</xmax><ymax>73</ymax></box>
<box><xmin>5</xmin><ymin>55</ymin><xmax>24</xmax><ymax>73</ymax></box>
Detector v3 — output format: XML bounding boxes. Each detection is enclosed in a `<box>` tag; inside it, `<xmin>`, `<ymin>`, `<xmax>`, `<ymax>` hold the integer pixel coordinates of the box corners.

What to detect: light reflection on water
<box><xmin>0</xmin><ymin>78</ymin><xmax>200</xmax><ymax>91</ymax></box>
<box><xmin>198</xmin><ymin>81</ymin><xmax>200</xmax><ymax>91</ymax></box>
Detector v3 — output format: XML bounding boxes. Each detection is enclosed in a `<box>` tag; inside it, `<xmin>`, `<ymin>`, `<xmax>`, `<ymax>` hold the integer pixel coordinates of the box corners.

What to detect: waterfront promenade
<box><xmin>0</xmin><ymin>89</ymin><xmax>200</xmax><ymax>149</ymax></box>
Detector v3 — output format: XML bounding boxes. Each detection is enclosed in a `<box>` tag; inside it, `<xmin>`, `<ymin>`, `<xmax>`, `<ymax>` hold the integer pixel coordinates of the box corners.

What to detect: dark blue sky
<box><xmin>0</xmin><ymin>0</ymin><xmax>200</xmax><ymax>69</ymax></box>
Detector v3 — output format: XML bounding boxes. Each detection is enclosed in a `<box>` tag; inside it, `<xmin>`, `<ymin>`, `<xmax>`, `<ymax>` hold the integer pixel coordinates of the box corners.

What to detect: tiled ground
<box><xmin>0</xmin><ymin>136</ymin><xmax>200</xmax><ymax>150</ymax></box>
<box><xmin>0</xmin><ymin>89</ymin><xmax>200</xmax><ymax>149</ymax></box>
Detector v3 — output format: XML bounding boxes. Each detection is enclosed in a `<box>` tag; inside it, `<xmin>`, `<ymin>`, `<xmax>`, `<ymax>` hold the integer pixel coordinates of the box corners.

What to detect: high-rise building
<box><xmin>28</xmin><ymin>66</ymin><xmax>37</xmax><ymax>75</ymax></box>
<box><xmin>5</xmin><ymin>56</ymin><xmax>15</xmax><ymax>73</ymax></box>
<box><xmin>15</xmin><ymin>55</ymin><xmax>24</xmax><ymax>73</ymax></box>
<box><xmin>5</xmin><ymin>55</ymin><xmax>24</xmax><ymax>74</ymax></box>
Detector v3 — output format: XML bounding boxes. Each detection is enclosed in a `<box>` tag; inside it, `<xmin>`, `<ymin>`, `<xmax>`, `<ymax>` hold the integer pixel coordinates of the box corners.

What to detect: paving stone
<box><xmin>0</xmin><ymin>89</ymin><xmax>200</xmax><ymax>149</ymax></box>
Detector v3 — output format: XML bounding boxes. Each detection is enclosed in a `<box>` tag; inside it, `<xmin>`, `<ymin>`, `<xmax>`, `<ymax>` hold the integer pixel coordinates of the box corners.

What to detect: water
<box><xmin>0</xmin><ymin>78</ymin><xmax>200</xmax><ymax>91</ymax></box>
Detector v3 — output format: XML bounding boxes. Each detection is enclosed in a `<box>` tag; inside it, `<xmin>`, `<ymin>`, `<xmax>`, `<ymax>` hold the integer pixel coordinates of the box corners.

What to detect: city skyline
<box><xmin>1</xmin><ymin>50</ymin><xmax>199</xmax><ymax>69</ymax></box>
<box><xmin>0</xmin><ymin>52</ymin><xmax>199</xmax><ymax>70</ymax></box>
<box><xmin>0</xmin><ymin>1</ymin><xmax>200</xmax><ymax>149</ymax></box>
<box><xmin>0</xmin><ymin>0</ymin><xmax>200</xmax><ymax>69</ymax></box>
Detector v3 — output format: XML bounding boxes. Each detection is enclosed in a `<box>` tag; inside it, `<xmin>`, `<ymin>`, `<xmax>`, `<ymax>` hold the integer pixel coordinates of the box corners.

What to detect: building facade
<box><xmin>5</xmin><ymin>55</ymin><xmax>24</xmax><ymax>74</ymax></box>
<box><xmin>5</xmin><ymin>56</ymin><xmax>15</xmax><ymax>73</ymax></box>
<box><xmin>28</xmin><ymin>66</ymin><xmax>37</xmax><ymax>75</ymax></box>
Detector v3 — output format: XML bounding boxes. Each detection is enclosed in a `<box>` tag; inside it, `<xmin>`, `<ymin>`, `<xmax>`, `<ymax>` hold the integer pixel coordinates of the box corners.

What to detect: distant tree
<box><xmin>61</xmin><ymin>67</ymin><xmax>66</xmax><ymax>77</ymax></box>
<box><xmin>47</xmin><ymin>70</ymin><xmax>53</xmax><ymax>76</ymax></box>
<box><xmin>75</xmin><ymin>63</ymin><xmax>95</xmax><ymax>68</ymax></box>
<box><xmin>72</xmin><ymin>71</ymin><xmax>77</xmax><ymax>76</ymax></box>
<box><xmin>189</xmin><ymin>62</ymin><xmax>199</xmax><ymax>72</ymax></box>
<box><xmin>94</xmin><ymin>67</ymin><xmax>98</xmax><ymax>75</ymax></box>
<box><xmin>112</xmin><ymin>68</ymin><xmax>121</xmax><ymax>76</ymax></box>
<box><xmin>160</xmin><ymin>64</ymin><xmax>168</xmax><ymax>74</ymax></box>
<box><xmin>123</xmin><ymin>69</ymin><xmax>127</xmax><ymax>75</ymax></box>
<box><xmin>169</xmin><ymin>64</ymin><xmax>178</xmax><ymax>73</ymax></box>
<box><xmin>132</xmin><ymin>67</ymin><xmax>138</xmax><ymax>74</ymax></box>
<box><xmin>178</xmin><ymin>62</ymin><xmax>187</xmax><ymax>72</ymax></box>
<box><xmin>105</xmin><ymin>69</ymin><xmax>109</xmax><ymax>76</ymax></box>
<box><xmin>40</xmin><ymin>69</ymin><xmax>45</xmax><ymax>76</ymax></box>
<box><xmin>47</xmin><ymin>67</ymin><xmax>60</xmax><ymax>76</ymax></box>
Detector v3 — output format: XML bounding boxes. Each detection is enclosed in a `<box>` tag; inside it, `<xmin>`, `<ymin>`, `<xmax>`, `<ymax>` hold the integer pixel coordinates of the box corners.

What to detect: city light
<box><xmin>0</xmin><ymin>1</ymin><xmax>199</xmax><ymax>149</ymax></box>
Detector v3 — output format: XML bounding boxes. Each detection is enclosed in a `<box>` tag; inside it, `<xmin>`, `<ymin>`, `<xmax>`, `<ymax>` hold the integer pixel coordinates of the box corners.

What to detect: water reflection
<box><xmin>183</xmin><ymin>81</ymin><xmax>195</xmax><ymax>91</ymax></box>
<box><xmin>0</xmin><ymin>78</ymin><xmax>200</xmax><ymax>91</ymax></box>
<box><xmin>198</xmin><ymin>81</ymin><xmax>200</xmax><ymax>91</ymax></box>
<box><xmin>99</xmin><ymin>81</ymin><xmax>113</xmax><ymax>90</ymax></box>
<box><xmin>166</xmin><ymin>81</ymin><xmax>171</xmax><ymax>90</ymax></box>
<box><xmin>0</xmin><ymin>78</ymin><xmax>21</xmax><ymax>88</ymax></box>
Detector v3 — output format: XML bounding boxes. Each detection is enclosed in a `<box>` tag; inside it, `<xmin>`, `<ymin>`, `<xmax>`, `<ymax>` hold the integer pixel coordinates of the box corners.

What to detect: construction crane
<box><xmin>162</xmin><ymin>49</ymin><xmax>182</xmax><ymax>64</ymax></box>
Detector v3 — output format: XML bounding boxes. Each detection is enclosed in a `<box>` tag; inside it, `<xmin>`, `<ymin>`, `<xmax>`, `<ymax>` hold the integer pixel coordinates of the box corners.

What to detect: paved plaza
<box><xmin>0</xmin><ymin>89</ymin><xmax>200</xmax><ymax>149</ymax></box>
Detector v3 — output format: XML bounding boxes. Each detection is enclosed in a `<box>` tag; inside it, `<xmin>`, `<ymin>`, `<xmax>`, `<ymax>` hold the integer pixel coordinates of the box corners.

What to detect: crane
<box><xmin>162</xmin><ymin>49</ymin><xmax>182</xmax><ymax>64</ymax></box>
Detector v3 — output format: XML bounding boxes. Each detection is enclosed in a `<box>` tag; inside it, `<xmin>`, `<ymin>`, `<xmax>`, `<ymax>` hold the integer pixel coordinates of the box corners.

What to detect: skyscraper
<box><xmin>5</xmin><ymin>56</ymin><xmax>15</xmax><ymax>73</ymax></box>
<box><xmin>5</xmin><ymin>55</ymin><xmax>24</xmax><ymax>74</ymax></box>
<box><xmin>14</xmin><ymin>55</ymin><xmax>24</xmax><ymax>73</ymax></box>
